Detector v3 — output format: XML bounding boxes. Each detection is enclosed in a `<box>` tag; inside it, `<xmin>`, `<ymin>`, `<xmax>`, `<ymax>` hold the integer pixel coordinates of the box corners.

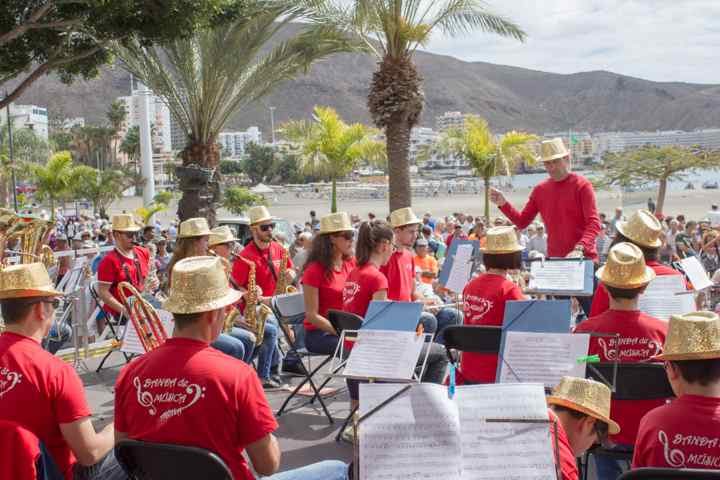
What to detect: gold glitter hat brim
<box><xmin>208</xmin><ymin>227</ymin><xmax>239</xmax><ymax>247</ymax></box>
<box><xmin>546</xmin><ymin>396</ymin><xmax>621</xmax><ymax>435</ymax></box>
<box><xmin>616</xmin><ymin>221</ymin><xmax>662</xmax><ymax>248</ymax></box>
<box><xmin>655</xmin><ymin>311</ymin><xmax>720</xmax><ymax>361</ymax></box>
<box><xmin>596</xmin><ymin>265</ymin><xmax>656</xmax><ymax>289</ymax></box>
<box><xmin>162</xmin><ymin>288</ymin><xmax>242</xmax><ymax>315</ymax></box>
<box><xmin>389</xmin><ymin>207</ymin><xmax>421</xmax><ymax>228</ymax></box>
<box><xmin>0</xmin><ymin>262</ymin><xmax>64</xmax><ymax>299</ymax></box>
<box><xmin>320</xmin><ymin>212</ymin><xmax>353</xmax><ymax>234</ymax></box>
<box><xmin>480</xmin><ymin>225</ymin><xmax>523</xmax><ymax>254</ymax></box>
<box><xmin>0</xmin><ymin>286</ymin><xmax>64</xmax><ymax>300</ymax></box>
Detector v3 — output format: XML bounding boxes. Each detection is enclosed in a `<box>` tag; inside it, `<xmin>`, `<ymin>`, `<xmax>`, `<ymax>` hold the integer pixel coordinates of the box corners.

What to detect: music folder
<box><xmin>526</xmin><ymin>258</ymin><xmax>594</xmax><ymax>296</ymax></box>
<box><xmin>362</xmin><ymin>301</ymin><xmax>422</xmax><ymax>332</ymax></box>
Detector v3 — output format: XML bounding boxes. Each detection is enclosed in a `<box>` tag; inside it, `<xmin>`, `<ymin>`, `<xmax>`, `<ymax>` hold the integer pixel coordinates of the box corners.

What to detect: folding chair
<box><xmin>618</xmin><ymin>468</ymin><xmax>720</xmax><ymax>479</ymax></box>
<box><xmin>115</xmin><ymin>439</ymin><xmax>232</xmax><ymax>480</ymax></box>
<box><xmin>581</xmin><ymin>363</ymin><xmax>674</xmax><ymax>480</ymax></box>
<box><xmin>443</xmin><ymin>325</ymin><xmax>502</xmax><ymax>384</ymax></box>
<box><xmin>89</xmin><ymin>282</ymin><xmax>132</xmax><ymax>372</ymax></box>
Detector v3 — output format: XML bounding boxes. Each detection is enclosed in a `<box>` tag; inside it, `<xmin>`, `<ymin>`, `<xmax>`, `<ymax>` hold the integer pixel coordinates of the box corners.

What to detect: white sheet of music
<box><xmin>680</xmin><ymin>256</ymin><xmax>714</xmax><ymax>291</ymax></box>
<box><xmin>456</xmin><ymin>384</ymin><xmax>556</xmax><ymax>480</ymax></box>
<box><xmin>359</xmin><ymin>383</ymin><xmax>463</xmax><ymax>480</ymax></box>
<box><xmin>445</xmin><ymin>243</ymin><xmax>474</xmax><ymax>293</ymax></box>
<box><xmin>121</xmin><ymin>310</ymin><xmax>174</xmax><ymax>355</ymax></box>
<box><xmin>498</xmin><ymin>331</ymin><xmax>590</xmax><ymax>388</ymax></box>
<box><xmin>528</xmin><ymin>260</ymin><xmax>585</xmax><ymax>292</ymax></box>
<box><xmin>343</xmin><ymin>330</ymin><xmax>424</xmax><ymax>380</ymax></box>
<box><xmin>638</xmin><ymin>275</ymin><xmax>694</xmax><ymax>320</ymax></box>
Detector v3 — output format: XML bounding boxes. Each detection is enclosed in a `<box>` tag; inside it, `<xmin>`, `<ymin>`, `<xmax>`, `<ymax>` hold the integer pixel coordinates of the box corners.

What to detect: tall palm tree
<box><xmin>281</xmin><ymin>106</ymin><xmax>384</xmax><ymax>212</ymax></box>
<box><xmin>434</xmin><ymin>116</ymin><xmax>537</xmax><ymax>223</ymax></box>
<box><xmin>32</xmin><ymin>151</ymin><xmax>76</xmax><ymax>220</ymax></box>
<box><xmin>115</xmin><ymin>0</ymin><xmax>360</xmax><ymax>224</ymax></box>
<box><xmin>106</xmin><ymin>100</ymin><xmax>128</xmax><ymax>166</ymax></box>
<box><xmin>340</xmin><ymin>0</ymin><xmax>525</xmax><ymax>211</ymax></box>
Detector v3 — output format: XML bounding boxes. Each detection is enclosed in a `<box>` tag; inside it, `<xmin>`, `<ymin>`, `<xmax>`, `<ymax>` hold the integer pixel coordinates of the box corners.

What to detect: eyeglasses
<box><xmin>259</xmin><ymin>223</ymin><xmax>276</xmax><ymax>232</ymax></box>
<box><xmin>28</xmin><ymin>298</ymin><xmax>61</xmax><ymax>309</ymax></box>
<box><xmin>334</xmin><ymin>231</ymin><xmax>354</xmax><ymax>241</ymax></box>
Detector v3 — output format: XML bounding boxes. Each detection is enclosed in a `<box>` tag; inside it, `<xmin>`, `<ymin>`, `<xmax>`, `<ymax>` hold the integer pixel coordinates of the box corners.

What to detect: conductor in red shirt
<box><xmin>114</xmin><ymin>256</ymin><xmax>347</xmax><ymax>480</ymax></box>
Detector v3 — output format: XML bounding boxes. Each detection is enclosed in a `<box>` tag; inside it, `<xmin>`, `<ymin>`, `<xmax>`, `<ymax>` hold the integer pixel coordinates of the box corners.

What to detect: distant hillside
<box><xmin>10</xmin><ymin>41</ymin><xmax>720</xmax><ymax>136</ymax></box>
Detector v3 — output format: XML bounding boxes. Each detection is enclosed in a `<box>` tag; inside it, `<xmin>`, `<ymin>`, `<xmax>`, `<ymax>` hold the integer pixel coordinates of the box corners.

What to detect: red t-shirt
<box><xmin>500</xmin><ymin>173</ymin><xmax>600</xmax><ymax>261</ymax></box>
<box><xmin>549</xmin><ymin>409</ymin><xmax>579</xmax><ymax>480</ymax></box>
<box><xmin>574</xmin><ymin>309</ymin><xmax>669</xmax><ymax>445</ymax></box>
<box><xmin>445</xmin><ymin>233</ymin><xmax>468</xmax><ymax>248</ymax></box>
<box><xmin>590</xmin><ymin>261</ymin><xmax>685</xmax><ymax>317</ymax></box>
<box><xmin>302</xmin><ymin>258</ymin><xmax>357</xmax><ymax>331</ymax></box>
<box><xmin>115</xmin><ymin>337</ymin><xmax>278</xmax><ymax>480</ymax></box>
<box><xmin>633</xmin><ymin>395</ymin><xmax>720</xmax><ymax>469</ymax></box>
<box><xmin>380</xmin><ymin>249</ymin><xmax>415</xmax><ymax>302</ymax></box>
<box><xmin>231</xmin><ymin>241</ymin><xmax>292</xmax><ymax>309</ymax></box>
<box><xmin>0</xmin><ymin>332</ymin><xmax>91</xmax><ymax>480</ymax></box>
<box><xmin>460</xmin><ymin>273</ymin><xmax>524</xmax><ymax>383</ymax></box>
<box><xmin>342</xmin><ymin>263</ymin><xmax>388</xmax><ymax>352</ymax></box>
<box><xmin>97</xmin><ymin>246</ymin><xmax>151</xmax><ymax>315</ymax></box>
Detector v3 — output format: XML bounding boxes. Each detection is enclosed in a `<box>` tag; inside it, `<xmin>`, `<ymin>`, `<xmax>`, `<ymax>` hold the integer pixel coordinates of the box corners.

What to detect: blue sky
<box><xmin>424</xmin><ymin>0</ymin><xmax>720</xmax><ymax>84</ymax></box>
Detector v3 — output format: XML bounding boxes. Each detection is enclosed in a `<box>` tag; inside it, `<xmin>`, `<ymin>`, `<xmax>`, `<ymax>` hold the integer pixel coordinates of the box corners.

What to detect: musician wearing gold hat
<box><xmin>114</xmin><ymin>256</ymin><xmax>348</xmax><ymax>480</ymax></box>
<box><xmin>231</xmin><ymin>206</ymin><xmax>294</xmax><ymax>390</ymax></box>
<box><xmin>590</xmin><ymin>209</ymin><xmax>687</xmax><ymax>317</ymax></box>
<box><xmin>0</xmin><ymin>263</ymin><xmax>126</xmax><ymax>480</ymax></box>
<box><xmin>633</xmin><ymin>311</ymin><xmax>720</xmax><ymax>470</ymax></box>
<box><xmin>575</xmin><ymin>242</ymin><xmax>669</xmax><ymax>479</ymax></box>
<box><xmin>547</xmin><ymin>376</ymin><xmax>620</xmax><ymax>480</ymax></box>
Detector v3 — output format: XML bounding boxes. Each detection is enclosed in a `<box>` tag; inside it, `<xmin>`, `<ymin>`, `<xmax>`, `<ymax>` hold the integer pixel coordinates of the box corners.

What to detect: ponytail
<box><xmin>356</xmin><ymin>220</ymin><xmax>394</xmax><ymax>265</ymax></box>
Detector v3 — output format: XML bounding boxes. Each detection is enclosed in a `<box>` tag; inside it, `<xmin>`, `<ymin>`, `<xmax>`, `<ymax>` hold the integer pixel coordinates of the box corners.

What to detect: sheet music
<box><xmin>498</xmin><ymin>332</ymin><xmax>590</xmax><ymax>388</ymax></box>
<box><xmin>456</xmin><ymin>384</ymin><xmax>556</xmax><ymax>480</ymax></box>
<box><xmin>445</xmin><ymin>243</ymin><xmax>474</xmax><ymax>293</ymax></box>
<box><xmin>121</xmin><ymin>310</ymin><xmax>174</xmax><ymax>355</ymax></box>
<box><xmin>343</xmin><ymin>330</ymin><xmax>425</xmax><ymax>380</ymax></box>
<box><xmin>638</xmin><ymin>275</ymin><xmax>694</xmax><ymax>320</ymax></box>
<box><xmin>528</xmin><ymin>260</ymin><xmax>585</xmax><ymax>292</ymax></box>
<box><xmin>359</xmin><ymin>383</ymin><xmax>463</xmax><ymax>480</ymax></box>
<box><xmin>680</xmin><ymin>257</ymin><xmax>714</xmax><ymax>291</ymax></box>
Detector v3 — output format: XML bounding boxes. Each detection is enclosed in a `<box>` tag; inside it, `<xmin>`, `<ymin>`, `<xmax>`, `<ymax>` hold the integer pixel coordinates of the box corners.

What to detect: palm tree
<box><xmin>339</xmin><ymin>0</ymin><xmax>525</xmax><ymax>211</ymax></box>
<box><xmin>434</xmin><ymin>116</ymin><xmax>537</xmax><ymax>223</ymax></box>
<box><xmin>106</xmin><ymin>100</ymin><xmax>128</xmax><ymax>166</ymax></box>
<box><xmin>31</xmin><ymin>151</ymin><xmax>76</xmax><ymax>219</ymax></box>
<box><xmin>281</xmin><ymin>106</ymin><xmax>384</xmax><ymax>212</ymax></box>
<box><xmin>115</xmin><ymin>0</ymin><xmax>360</xmax><ymax>225</ymax></box>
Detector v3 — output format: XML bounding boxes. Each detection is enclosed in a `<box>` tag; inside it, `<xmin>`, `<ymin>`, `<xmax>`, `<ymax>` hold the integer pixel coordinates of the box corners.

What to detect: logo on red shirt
<box><xmin>0</xmin><ymin>367</ymin><xmax>22</xmax><ymax>397</ymax></box>
<box><xmin>133</xmin><ymin>376</ymin><xmax>206</xmax><ymax>423</ymax></box>
<box><xmin>596</xmin><ymin>337</ymin><xmax>663</xmax><ymax>362</ymax></box>
<box><xmin>463</xmin><ymin>294</ymin><xmax>493</xmax><ymax>321</ymax></box>
<box><xmin>343</xmin><ymin>282</ymin><xmax>360</xmax><ymax>305</ymax></box>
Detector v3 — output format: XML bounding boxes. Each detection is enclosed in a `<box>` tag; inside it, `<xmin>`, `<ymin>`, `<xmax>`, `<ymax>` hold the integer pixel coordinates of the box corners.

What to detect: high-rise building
<box><xmin>117</xmin><ymin>89</ymin><xmax>173</xmax><ymax>160</ymax></box>
<box><xmin>1</xmin><ymin>104</ymin><xmax>49</xmax><ymax>140</ymax></box>
<box><xmin>435</xmin><ymin>111</ymin><xmax>471</xmax><ymax>132</ymax></box>
<box><xmin>218</xmin><ymin>127</ymin><xmax>262</xmax><ymax>159</ymax></box>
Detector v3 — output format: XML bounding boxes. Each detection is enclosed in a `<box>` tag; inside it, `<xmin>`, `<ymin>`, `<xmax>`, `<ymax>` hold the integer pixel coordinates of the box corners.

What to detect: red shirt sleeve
<box><xmin>97</xmin><ymin>252</ymin><xmax>118</xmax><ymax>284</ymax></box>
<box><xmin>114</xmin><ymin>365</ymin><xmax>130</xmax><ymax>433</ymax></box>
<box><xmin>235</xmin><ymin>371</ymin><xmax>278</xmax><ymax>447</ymax></box>
<box><xmin>499</xmin><ymin>189</ymin><xmax>539</xmax><ymax>230</ymax></box>
<box><xmin>589</xmin><ymin>283</ymin><xmax>610</xmax><ymax>317</ymax></box>
<box><xmin>231</xmin><ymin>253</ymin><xmax>251</xmax><ymax>289</ymax></box>
<box><xmin>631</xmin><ymin>414</ymin><xmax>653</xmax><ymax>468</ymax></box>
<box><xmin>53</xmin><ymin>364</ymin><xmax>92</xmax><ymax>425</ymax></box>
<box><xmin>302</xmin><ymin>262</ymin><xmax>323</xmax><ymax>288</ymax></box>
<box><xmin>576</xmin><ymin>179</ymin><xmax>601</xmax><ymax>256</ymax></box>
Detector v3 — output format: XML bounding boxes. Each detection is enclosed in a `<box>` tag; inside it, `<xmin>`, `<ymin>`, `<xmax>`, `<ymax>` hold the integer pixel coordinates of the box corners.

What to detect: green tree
<box><xmin>153</xmin><ymin>190</ymin><xmax>175</xmax><ymax>206</ymax></box>
<box><xmin>106</xmin><ymin>100</ymin><xmax>127</xmax><ymax>165</ymax></box>
<box><xmin>0</xmin><ymin>125</ymin><xmax>50</xmax><ymax>164</ymax></box>
<box><xmin>115</xmin><ymin>0</ymin><xmax>360</xmax><ymax>225</ymax></box>
<box><xmin>243</xmin><ymin>142</ymin><xmax>277</xmax><ymax>184</ymax></box>
<box><xmin>431</xmin><ymin>116</ymin><xmax>536</xmax><ymax>223</ymax></box>
<box><xmin>281</xmin><ymin>106</ymin><xmax>383</xmax><ymax>212</ymax></box>
<box><xmin>31</xmin><ymin>151</ymin><xmax>75</xmax><ymax>219</ymax></box>
<box><xmin>223</xmin><ymin>186</ymin><xmax>265</xmax><ymax>215</ymax></box>
<box><xmin>594</xmin><ymin>146</ymin><xmax>720</xmax><ymax>217</ymax></box>
<box><xmin>70</xmin><ymin>165</ymin><xmax>133</xmax><ymax>217</ymax></box>
<box><xmin>49</xmin><ymin>130</ymin><xmax>74</xmax><ymax>152</ymax></box>
<box><xmin>120</xmin><ymin>126</ymin><xmax>141</xmax><ymax>164</ymax></box>
<box><xmin>136</xmin><ymin>203</ymin><xmax>168</xmax><ymax>225</ymax></box>
<box><xmin>335</xmin><ymin>0</ymin><xmax>525</xmax><ymax>211</ymax></box>
<box><xmin>220</xmin><ymin>159</ymin><xmax>245</xmax><ymax>175</ymax></box>
<box><xmin>0</xmin><ymin>0</ymin><xmax>244</xmax><ymax>109</ymax></box>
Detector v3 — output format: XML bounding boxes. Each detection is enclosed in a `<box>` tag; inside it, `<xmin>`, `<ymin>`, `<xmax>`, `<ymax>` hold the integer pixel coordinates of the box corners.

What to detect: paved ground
<box><xmin>79</xmin><ymin>351</ymin><xmax>354</xmax><ymax>475</ymax></box>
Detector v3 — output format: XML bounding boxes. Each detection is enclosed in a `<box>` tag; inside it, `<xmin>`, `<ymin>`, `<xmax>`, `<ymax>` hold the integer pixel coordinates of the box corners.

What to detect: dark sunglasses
<box><xmin>333</xmin><ymin>231</ymin><xmax>354</xmax><ymax>241</ymax></box>
<box><xmin>259</xmin><ymin>223</ymin><xmax>276</xmax><ymax>232</ymax></box>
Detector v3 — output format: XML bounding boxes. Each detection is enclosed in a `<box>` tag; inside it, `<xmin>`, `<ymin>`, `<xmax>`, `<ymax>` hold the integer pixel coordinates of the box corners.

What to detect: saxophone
<box><xmin>274</xmin><ymin>246</ymin><xmax>297</xmax><ymax>295</ymax></box>
<box><xmin>240</xmin><ymin>257</ymin><xmax>268</xmax><ymax>346</ymax></box>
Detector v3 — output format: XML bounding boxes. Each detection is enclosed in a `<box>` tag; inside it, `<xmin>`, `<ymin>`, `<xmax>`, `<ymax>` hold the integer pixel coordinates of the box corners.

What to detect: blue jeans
<box><xmin>212</xmin><ymin>333</ymin><xmax>246</xmax><ymax>362</ymax></box>
<box><xmin>227</xmin><ymin>327</ymin><xmax>256</xmax><ymax>363</ymax></box>
<box><xmin>44</xmin><ymin>322</ymin><xmax>72</xmax><ymax>354</ymax></box>
<box><xmin>73</xmin><ymin>450</ymin><xmax>126</xmax><ymax>480</ymax></box>
<box><xmin>593</xmin><ymin>444</ymin><xmax>632</xmax><ymax>480</ymax></box>
<box><xmin>262</xmin><ymin>460</ymin><xmax>347</xmax><ymax>480</ymax></box>
<box><xmin>256</xmin><ymin>317</ymin><xmax>280</xmax><ymax>380</ymax></box>
<box><xmin>434</xmin><ymin>307</ymin><xmax>462</xmax><ymax>345</ymax></box>
<box><xmin>305</xmin><ymin>329</ymin><xmax>340</xmax><ymax>355</ymax></box>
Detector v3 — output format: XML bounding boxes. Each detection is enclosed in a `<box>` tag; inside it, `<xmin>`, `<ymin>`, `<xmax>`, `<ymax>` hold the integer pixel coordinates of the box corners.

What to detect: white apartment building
<box><xmin>408</xmin><ymin>127</ymin><xmax>439</xmax><ymax>165</ymax></box>
<box><xmin>1</xmin><ymin>104</ymin><xmax>49</xmax><ymax>140</ymax></box>
<box><xmin>218</xmin><ymin>127</ymin><xmax>262</xmax><ymax>159</ymax></box>
<box><xmin>117</xmin><ymin>90</ymin><xmax>173</xmax><ymax>157</ymax></box>
<box><xmin>594</xmin><ymin>129</ymin><xmax>720</xmax><ymax>159</ymax></box>
<box><xmin>435</xmin><ymin>111</ymin><xmax>472</xmax><ymax>132</ymax></box>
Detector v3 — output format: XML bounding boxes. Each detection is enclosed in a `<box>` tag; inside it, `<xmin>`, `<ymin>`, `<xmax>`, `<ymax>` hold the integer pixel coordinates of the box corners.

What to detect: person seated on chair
<box><xmin>590</xmin><ymin>209</ymin><xmax>686</xmax><ymax>317</ymax></box>
<box><xmin>114</xmin><ymin>256</ymin><xmax>348</xmax><ymax>480</ymax></box>
<box><xmin>547</xmin><ymin>376</ymin><xmax>621</xmax><ymax>480</ymax></box>
<box><xmin>0</xmin><ymin>263</ymin><xmax>126</xmax><ymax>480</ymax></box>
<box><xmin>632</xmin><ymin>311</ymin><xmax>720</xmax><ymax>470</ymax></box>
<box><xmin>302</xmin><ymin>212</ymin><xmax>356</xmax><ymax>355</ymax></box>
<box><xmin>167</xmin><ymin>217</ymin><xmax>254</xmax><ymax>366</ymax></box>
<box><xmin>383</xmin><ymin>207</ymin><xmax>461</xmax><ymax>345</ymax></box>
<box><xmin>575</xmin><ymin>242</ymin><xmax>669</xmax><ymax>480</ymax></box>
<box><xmin>342</xmin><ymin>220</ymin><xmax>448</xmax><ymax>412</ymax></box>
<box><xmin>460</xmin><ymin>226</ymin><xmax>527</xmax><ymax>384</ymax></box>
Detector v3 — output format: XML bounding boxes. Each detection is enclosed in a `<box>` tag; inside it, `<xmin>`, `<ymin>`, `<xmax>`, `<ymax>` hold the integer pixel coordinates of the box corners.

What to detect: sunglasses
<box><xmin>333</xmin><ymin>231</ymin><xmax>354</xmax><ymax>241</ymax></box>
<box><xmin>259</xmin><ymin>223</ymin><xmax>276</xmax><ymax>232</ymax></box>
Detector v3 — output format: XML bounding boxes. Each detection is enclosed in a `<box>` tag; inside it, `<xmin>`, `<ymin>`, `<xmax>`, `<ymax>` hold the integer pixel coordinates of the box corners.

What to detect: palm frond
<box><xmin>429</xmin><ymin>0</ymin><xmax>526</xmax><ymax>40</ymax></box>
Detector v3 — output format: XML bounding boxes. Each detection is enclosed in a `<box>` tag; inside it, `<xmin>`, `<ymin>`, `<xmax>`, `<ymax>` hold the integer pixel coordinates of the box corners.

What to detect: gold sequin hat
<box><xmin>208</xmin><ymin>226</ymin><xmax>238</xmax><ymax>247</ymax></box>
<box><xmin>248</xmin><ymin>206</ymin><xmax>272</xmax><ymax>225</ymax></box>
<box><xmin>389</xmin><ymin>207</ymin><xmax>421</xmax><ymax>228</ymax></box>
<box><xmin>163</xmin><ymin>256</ymin><xmax>242</xmax><ymax>314</ymax></box>
<box><xmin>541</xmin><ymin>138</ymin><xmax>570</xmax><ymax>162</ymax></box>
<box><xmin>547</xmin><ymin>376</ymin><xmax>620</xmax><ymax>435</ymax></box>
<box><xmin>319</xmin><ymin>212</ymin><xmax>353</xmax><ymax>234</ymax></box>
<box><xmin>596</xmin><ymin>242</ymin><xmax>655</xmax><ymax>289</ymax></box>
<box><xmin>177</xmin><ymin>217</ymin><xmax>211</xmax><ymax>239</ymax></box>
<box><xmin>111</xmin><ymin>214</ymin><xmax>142</xmax><ymax>233</ymax></box>
<box><xmin>480</xmin><ymin>226</ymin><xmax>523</xmax><ymax>253</ymax></box>
<box><xmin>0</xmin><ymin>263</ymin><xmax>63</xmax><ymax>299</ymax></box>
<box><xmin>616</xmin><ymin>209</ymin><xmax>662</xmax><ymax>248</ymax></box>
<box><xmin>655</xmin><ymin>311</ymin><xmax>720</xmax><ymax>361</ymax></box>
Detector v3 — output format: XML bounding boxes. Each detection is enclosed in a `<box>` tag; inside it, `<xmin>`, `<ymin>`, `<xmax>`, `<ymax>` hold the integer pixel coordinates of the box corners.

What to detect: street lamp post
<box><xmin>4</xmin><ymin>91</ymin><xmax>18</xmax><ymax>212</ymax></box>
<box><xmin>269</xmin><ymin>106</ymin><xmax>276</xmax><ymax>145</ymax></box>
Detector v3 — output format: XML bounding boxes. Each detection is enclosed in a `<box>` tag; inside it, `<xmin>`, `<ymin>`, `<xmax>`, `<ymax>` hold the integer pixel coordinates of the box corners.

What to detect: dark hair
<box><xmin>356</xmin><ymin>220</ymin><xmax>393</xmax><ymax>265</ymax></box>
<box><xmin>483</xmin><ymin>251</ymin><xmax>522</xmax><ymax>270</ymax></box>
<box><xmin>671</xmin><ymin>359</ymin><xmax>720</xmax><ymax>386</ymax></box>
<box><xmin>143</xmin><ymin>226</ymin><xmax>154</xmax><ymax>234</ymax></box>
<box><xmin>304</xmin><ymin>231</ymin><xmax>352</xmax><ymax>279</ymax></box>
<box><xmin>0</xmin><ymin>298</ymin><xmax>43</xmax><ymax>324</ymax></box>
<box><xmin>605</xmin><ymin>285</ymin><xmax>646</xmax><ymax>300</ymax></box>
<box><xmin>550</xmin><ymin>404</ymin><xmax>587</xmax><ymax>420</ymax></box>
<box><xmin>610</xmin><ymin>232</ymin><xmax>659</xmax><ymax>262</ymax></box>
<box><xmin>173</xmin><ymin>312</ymin><xmax>203</xmax><ymax>330</ymax></box>
<box><xmin>167</xmin><ymin>237</ymin><xmax>204</xmax><ymax>286</ymax></box>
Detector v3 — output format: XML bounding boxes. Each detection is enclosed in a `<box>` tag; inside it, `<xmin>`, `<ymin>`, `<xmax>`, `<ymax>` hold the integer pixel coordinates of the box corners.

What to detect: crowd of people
<box><xmin>1</xmin><ymin>136</ymin><xmax>719</xmax><ymax>480</ymax></box>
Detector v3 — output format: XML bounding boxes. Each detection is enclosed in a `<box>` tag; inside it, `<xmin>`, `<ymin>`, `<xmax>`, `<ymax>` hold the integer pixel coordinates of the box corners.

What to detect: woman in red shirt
<box><xmin>461</xmin><ymin>226</ymin><xmax>526</xmax><ymax>383</ymax></box>
<box><xmin>302</xmin><ymin>212</ymin><xmax>356</xmax><ymax>354</ymax></box>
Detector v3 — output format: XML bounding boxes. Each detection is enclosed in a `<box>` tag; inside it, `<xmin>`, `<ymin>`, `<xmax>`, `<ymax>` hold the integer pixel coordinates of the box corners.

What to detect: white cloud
<box><xmin>423</xmin><ymin>0</ymin><xmax>720</xmax><ymax>84</ymax></box>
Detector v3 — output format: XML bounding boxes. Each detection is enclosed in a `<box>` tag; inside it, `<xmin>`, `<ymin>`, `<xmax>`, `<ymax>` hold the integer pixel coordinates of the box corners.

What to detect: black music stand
<box><xmin>443</xmin><ymin>325</ymin><xmax>502</xmax><ymax>384</ymax></box>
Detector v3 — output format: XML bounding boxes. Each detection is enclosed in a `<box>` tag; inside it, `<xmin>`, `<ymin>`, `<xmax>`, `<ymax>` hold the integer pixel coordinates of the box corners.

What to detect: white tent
<box><xmin>251</xmin><ymin>183</ymin><xmax>274</xmax><ymax>194</ymax></box>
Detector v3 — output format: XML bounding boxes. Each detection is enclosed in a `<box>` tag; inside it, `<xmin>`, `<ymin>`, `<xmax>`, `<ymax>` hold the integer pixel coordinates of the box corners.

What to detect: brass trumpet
<box><xmin>118</xmin><ymin>281</ymin><xmax>168</xmax><ymax>352</ymax></box>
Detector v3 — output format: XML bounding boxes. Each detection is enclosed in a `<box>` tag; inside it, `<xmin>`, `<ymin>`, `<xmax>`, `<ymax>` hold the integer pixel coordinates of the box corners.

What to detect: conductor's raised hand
<box><xmin>489</xmin><ymin>187</ymin><xmax>507</xmax><ymax>207</ymax></box>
